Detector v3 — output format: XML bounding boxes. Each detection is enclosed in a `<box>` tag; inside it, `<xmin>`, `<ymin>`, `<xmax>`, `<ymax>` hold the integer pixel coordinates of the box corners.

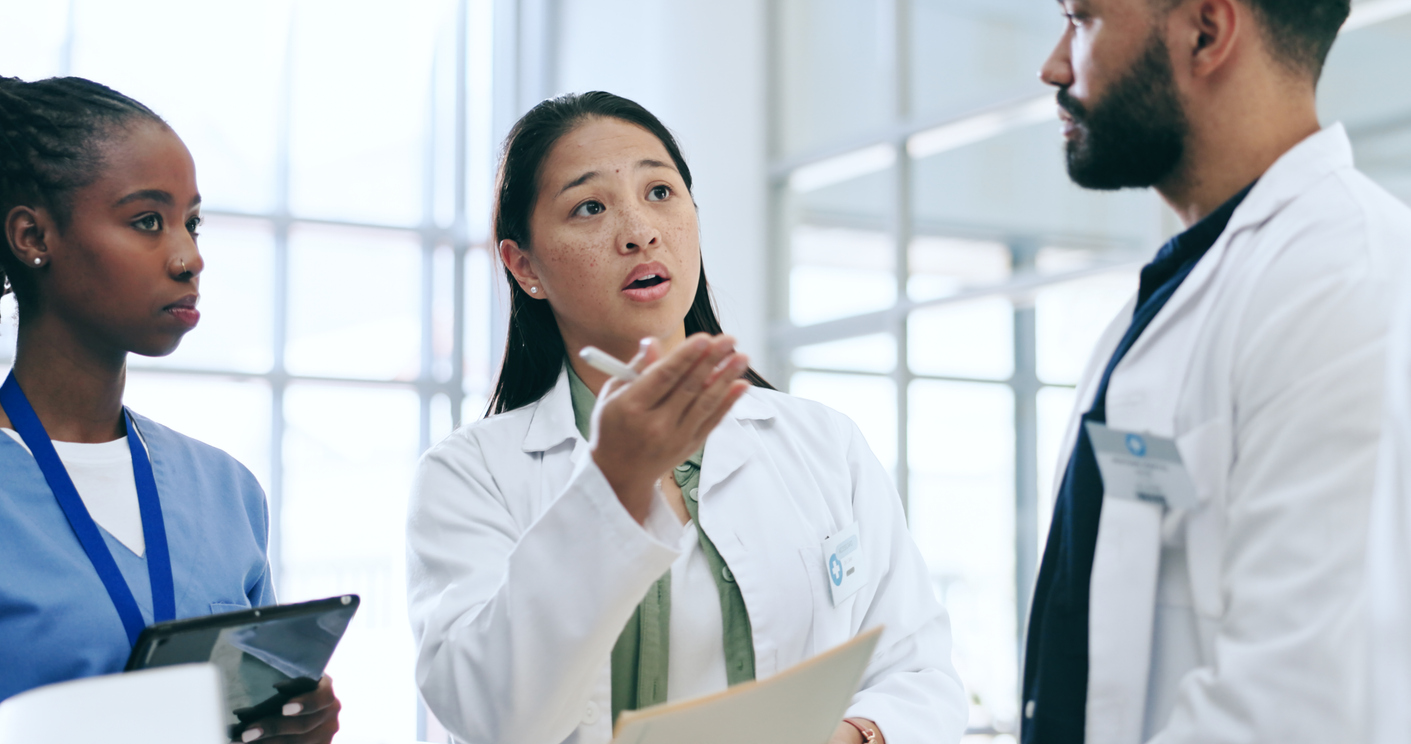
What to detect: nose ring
<box><xmin>181</xmin><ymin>259</ymin><xmax>187</xmax><ymax>274</ymax></box>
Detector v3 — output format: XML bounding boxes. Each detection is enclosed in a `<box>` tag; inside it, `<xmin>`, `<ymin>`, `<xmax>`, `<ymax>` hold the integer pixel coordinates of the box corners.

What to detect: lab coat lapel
<box><xmin>522</xmin><ymin>368</ymin><xmax>581</xmax><ymax>455</ymax></box>
<box><xmin>696</xmin><ymin>389</ymin><xmax>787</xmax><ymax>675</ymax></box>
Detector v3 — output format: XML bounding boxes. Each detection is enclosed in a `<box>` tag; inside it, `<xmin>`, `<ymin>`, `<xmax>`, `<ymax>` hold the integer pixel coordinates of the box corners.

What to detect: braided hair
<box><xmin>0</xmin><ymin>76</ymin><xmax>164</xmax><ymax>311</ymax></box>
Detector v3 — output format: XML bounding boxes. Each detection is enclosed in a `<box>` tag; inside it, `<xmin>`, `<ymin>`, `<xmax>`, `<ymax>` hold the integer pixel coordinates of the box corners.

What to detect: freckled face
<box><xmin>42</xmin><ymin>121</ymin><xmax>204</xmax><ymax>358</ymax></box>
<box><xmin>522</xmin><ymin>117</ymin><xmax>700</xmax><ymax>356</ymax></box>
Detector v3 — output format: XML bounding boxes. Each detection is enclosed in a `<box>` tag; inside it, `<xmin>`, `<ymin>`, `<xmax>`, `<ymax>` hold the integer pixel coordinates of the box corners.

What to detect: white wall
<box><xmin>548</xmin><ymin>0</ymin><xmax>771</xmax><ymax>359</ymax></box>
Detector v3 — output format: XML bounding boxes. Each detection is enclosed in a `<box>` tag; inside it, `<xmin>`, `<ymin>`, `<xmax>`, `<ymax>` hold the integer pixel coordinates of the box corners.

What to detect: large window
<box><xmin>0</xmin><ymin>2</ymin><xmax>496</xmax><ymax>742</ymax></box>
<box><xmin>769</xmin><ymin>0</ymin><xmax>1411</xmax><ymax>737</ymax></box>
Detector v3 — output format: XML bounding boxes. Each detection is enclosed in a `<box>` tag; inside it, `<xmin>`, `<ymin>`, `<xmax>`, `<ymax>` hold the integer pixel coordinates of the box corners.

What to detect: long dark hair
<box><xmin>0</xmin><ymin>76</ymin><xmax>164</xmax><ymax>313</ymax></box>
<box><xmin>486</xmin><ymin>91</ymin><xmax>771</xmax><ymax>415</ymax></box>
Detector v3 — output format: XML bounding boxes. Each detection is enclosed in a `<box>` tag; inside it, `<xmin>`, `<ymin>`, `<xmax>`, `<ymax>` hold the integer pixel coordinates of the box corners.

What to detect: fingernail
<box><xmin>241</xmin><ymin>728</ymin><xmax>263</xmax><ymax>742</ymax></box>
<box><xmin>283</xmin><ymin>702</ymin><xmax>303</xmax><ymax>716</ymax></box>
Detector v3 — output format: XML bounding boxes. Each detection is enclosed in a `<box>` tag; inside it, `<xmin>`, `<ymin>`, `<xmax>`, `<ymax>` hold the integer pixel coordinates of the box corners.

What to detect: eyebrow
<box><xmin>113</xmin><ymin>190</ymin><xmax>202</xmax><ymax>208</ymax></box>
<box><xmin>556</xmin><ymin>159</ymin><xmax>679</xmax><ymax>197</ymax></box>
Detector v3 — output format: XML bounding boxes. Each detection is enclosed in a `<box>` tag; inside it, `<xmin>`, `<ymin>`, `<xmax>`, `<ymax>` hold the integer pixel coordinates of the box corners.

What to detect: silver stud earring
<box><xmin>529</xmin><ymin>286</ymin><xmax>538</xmax><ymax>294</ymax></box>
<box><xmin>33</xmin><ymin>257</ymin><xmax>41</xmax><ymax>266</ymax></box>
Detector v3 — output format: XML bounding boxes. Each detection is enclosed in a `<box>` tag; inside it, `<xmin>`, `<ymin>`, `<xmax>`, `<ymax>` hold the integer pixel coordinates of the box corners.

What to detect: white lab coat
<box><xmin>407</xmin><ymin>370</ymin><xmax>968</xmax><ymax>744</ymax></box>
<box><xmin>1041</xmin><ymin>124</ymin><xmax>1411</xmax><ymax>744</ymax></box>
<box><xmin>1368</xmin><ymin>209</ymin><xmax>1411</xmax><ymax>744</ymax></box>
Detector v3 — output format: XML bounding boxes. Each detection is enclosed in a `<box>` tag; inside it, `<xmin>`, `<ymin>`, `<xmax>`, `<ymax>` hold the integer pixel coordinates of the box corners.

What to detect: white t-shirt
<box><xmin>2</xmin><ymin>428</ymin><xmax>145</xmax><ymax>556</ymax></box>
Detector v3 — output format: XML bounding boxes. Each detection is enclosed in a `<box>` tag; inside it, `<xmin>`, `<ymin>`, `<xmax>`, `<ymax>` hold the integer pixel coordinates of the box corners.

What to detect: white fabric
<box><xmin>667</xmin><ymin>521</ymin><xmax>728</xmax><ymax>702</ymax></box>
<box><xmin>1368</xmin><ymin>206</ymin><xmax>1411</xmax><ymax>744</ymax></box>
<box><xmin>0</xmin><ymin>663</ymin><xmax>225</xmax><ymax>744</ymax></box>
<box><xmin>406</xmin><ymin>371</ymin><xmax>968</xmax><ymax>744</ymax></box>
<box><xmin>1036</xmin><ymin>124</ymin><xmax>1411</xmax><ymax>744</ymax></box>
<box><xmin>1</xmin><ymin>428</ymin><xmax>144</xmax><ymax>556</ymax></box>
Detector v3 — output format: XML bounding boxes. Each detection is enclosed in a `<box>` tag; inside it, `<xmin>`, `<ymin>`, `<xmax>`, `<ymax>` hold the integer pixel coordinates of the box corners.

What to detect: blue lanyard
<box><xmin>0</xmin><ymin>371</ymin><xmax>175</xmax><ymax>646</ymax></box>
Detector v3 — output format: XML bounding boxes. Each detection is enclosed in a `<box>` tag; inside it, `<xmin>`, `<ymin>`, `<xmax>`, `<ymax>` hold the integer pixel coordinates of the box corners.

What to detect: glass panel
<box><xmin>287</xmin><ymin>0</ymin><xmax>448</xmax><ymax>226</ymax></box>
<box><xmin>1034</xmin><ymin>269</ymin><xmax>1139</xmax><ymax>386</ymax></box>
<box><xmin>1036</xmin><ymin>385</ymin><xmax>1078</xmax><ymax>553</ymax></box>
<box><xmin>911</xmin><ymin>123</ymin><xmax>1167</xmax><ymax>251</ymax></box>
<box><xmin>464</xmin><ymin>247</ymin><xmax>496</xmax><ymax>401</ymax></box>
<box><xmin>1323</xmin><ymin>11</ymin><xmax>1411</xmax><ymax>204</ymax></box>
<box><xmin>1034</xmin><ymin>245</ymin><xmax>1103</xmax><ymax>275</ymax></box>
<box><xmin>908</xmin><ymin>297</ymin><xmax>1014</xmax><ymax>380</ymax></box>
<box><xmin>281</xmin><ymin>382</ymin><xmax>421</xmax><ymax>744</ymax></box>
<box><xmin>908</xmin><ymin>236</ymin><xmax>1012</xmax><ymax>302</ymax></box>
<box><xmin>790</xmin><ymin>225</ymin><xmax>896</xmax><ymax>326</ymax></box>
<box><xmin>286</xmin><ymin>225</ymin><xmax>422</xmax><ymax>380</ymax></box>
<box><xmin>70</xmin><ymin>0</ymin><xmax>289</xmax><ymax>214</ymax></box>
<box><xmin>123</xmin><ymin>374</ymin><xmax>273</xmax><ymax>490</ymax></box>
<box><xmin>0</xmin><ymin>1</ymin><xmax>68</xmax><ymax>80</ymax></box>
<box><xmin>909</xmin><ymin>0</ymin><xmax>1059</xmax><ymax>121</ymax></box>
<box><xmin>908</xmin><ymin>380</ymin><xmax>1016</xmax><ymax>733</ymax></box>
<box><xmin>789</xmin><ymin>372</ymin><xmax>898</xmax><ymax>473</ymax></box>
<box><xmin>132</xmin><ymin>217</ymin><xmax>275</xmax><ymax>374</ymax></box>
<box><xmin>777</xmin><ymin>0</ymin><xmax>891</xmax><ymax>156</ymax></box>
<box><xmin>791</xmin><ymin>334</ymin><xmax>897</xmax><ymax>374</ymax></box>
<box><xmin>432</xmin><ymin>246</ymin><xmax>455</xmax><ymax>383</ymax></box>
<box><xmin>466</xmin><ymin>0</ymin><xmax>497</xmax><ymax>242</ymax></box>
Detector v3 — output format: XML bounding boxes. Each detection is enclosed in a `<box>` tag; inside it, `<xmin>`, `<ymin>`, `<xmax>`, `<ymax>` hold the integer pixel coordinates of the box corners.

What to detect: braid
<box><xmin>0</xmin><ymin>76</ymin><xmax>164</xmax><ymax>308</ymax></box>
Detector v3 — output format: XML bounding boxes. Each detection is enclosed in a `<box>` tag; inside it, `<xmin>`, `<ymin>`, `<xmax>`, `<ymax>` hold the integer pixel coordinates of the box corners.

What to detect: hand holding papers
<box><xmin>611</xmin><ymin>627</ymin><xmax>883</xmax><ymax>744</ymax></box>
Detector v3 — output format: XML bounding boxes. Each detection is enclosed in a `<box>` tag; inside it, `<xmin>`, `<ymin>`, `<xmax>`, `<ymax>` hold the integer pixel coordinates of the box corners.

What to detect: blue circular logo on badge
<box><xmin>1125</xmin><ymin>433</ymin><xmax>1147</xmax><ymax>457</ymax></box>
<box><xmin>829</xmin><ymin>555</ymin><xmax>844</xmax><ymax>586</ymax></box>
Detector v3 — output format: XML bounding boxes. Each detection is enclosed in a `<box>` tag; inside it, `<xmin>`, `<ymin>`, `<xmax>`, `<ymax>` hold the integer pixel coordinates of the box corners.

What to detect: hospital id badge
<box><xmin>822</xmin><ymin>522</ymin><xmax>867</xmax><ymax>606</ymax></box>
<box><xmin>1084</xmin><ymin>422</ymin><xmax>1198</xmax><ymax>510</ymax></box>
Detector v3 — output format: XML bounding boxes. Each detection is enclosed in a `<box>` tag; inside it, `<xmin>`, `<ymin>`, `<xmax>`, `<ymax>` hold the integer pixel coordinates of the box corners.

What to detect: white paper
<box><xmin>610</xmin><ymin>626</ymin><xmax>882</xmax><ymax>744</ymax></box>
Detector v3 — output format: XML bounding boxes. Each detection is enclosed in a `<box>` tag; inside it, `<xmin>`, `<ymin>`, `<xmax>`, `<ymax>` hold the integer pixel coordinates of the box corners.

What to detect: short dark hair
<box><xmin>486</xmin><ymin>91</ymin><xmax>771</xmax><ymax>415</ymax></box>
<box><xmin>0</xmin><ymin>76</ymin><xmax>165</xmax><ymax>309</ymax></box>
<box><xmin>1241</xmin><ymin>0</ymin><xmax>1350</xmax><ymax>78</ymax></box>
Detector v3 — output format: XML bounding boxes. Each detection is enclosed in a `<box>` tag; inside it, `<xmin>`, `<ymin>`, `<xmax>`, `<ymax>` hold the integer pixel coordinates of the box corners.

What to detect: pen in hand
<box><xmin>579</xmin><ymin>346</ymin><xmax>641</xmax><ymax>382</ymax></box>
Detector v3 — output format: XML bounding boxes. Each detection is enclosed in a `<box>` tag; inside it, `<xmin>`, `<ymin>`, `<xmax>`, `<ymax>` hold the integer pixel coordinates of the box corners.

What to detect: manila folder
<box><xmin>610</xmin><ymin>626</ymin><xmax>882</xmax><ymax>744</ymax></box>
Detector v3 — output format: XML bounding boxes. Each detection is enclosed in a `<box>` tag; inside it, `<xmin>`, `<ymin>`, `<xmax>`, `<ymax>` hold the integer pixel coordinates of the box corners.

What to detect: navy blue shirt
<box><xmin>1021</xmin><ymin>183</ymin><xmax>1255</xmax><ymax>743</ymax></box>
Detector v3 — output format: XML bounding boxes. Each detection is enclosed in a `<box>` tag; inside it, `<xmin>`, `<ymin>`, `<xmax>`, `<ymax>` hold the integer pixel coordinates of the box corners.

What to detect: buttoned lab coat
<box><xmin>407</xmin><ymin>371</ymin><xmax>968</xmax><ymax>744</ymax></box>
<box><xmin>1046</xmin><ymin>124</ymin><xmax>1411</xmax><ymax>744</ymax></box>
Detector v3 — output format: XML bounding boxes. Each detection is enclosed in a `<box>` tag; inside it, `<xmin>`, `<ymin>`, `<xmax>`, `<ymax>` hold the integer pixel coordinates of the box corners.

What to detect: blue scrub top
<box><xmin>0</xmin><ymin>410</ymin><xmax>275</xmax><ymax>701</ymax></box>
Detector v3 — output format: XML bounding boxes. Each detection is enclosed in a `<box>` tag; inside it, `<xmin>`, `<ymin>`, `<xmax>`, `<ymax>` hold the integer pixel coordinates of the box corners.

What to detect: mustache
<box><xmin>1056</xmin><ymin>88</ymin><xmax>1089</xmax><ymax>122</ymax></box>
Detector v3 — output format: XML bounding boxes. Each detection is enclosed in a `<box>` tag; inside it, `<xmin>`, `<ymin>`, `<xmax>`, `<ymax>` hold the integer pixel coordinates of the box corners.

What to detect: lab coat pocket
<box><xmin>1176</xmin><ymin>417</ymin><xmax>1233</xmax><ymax>620</ymax></box>
<box><xmin>797</xmin><ymin>548</ymin><xmax>858</xmax><ymax>655</ymax></box>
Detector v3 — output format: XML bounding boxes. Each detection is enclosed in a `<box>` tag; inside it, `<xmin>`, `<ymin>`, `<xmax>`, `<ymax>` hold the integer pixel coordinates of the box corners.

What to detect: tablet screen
<box><xmin>127</xmin><ymin>595</ymin><xmax>358</xmax><ymax>736</ymax></box>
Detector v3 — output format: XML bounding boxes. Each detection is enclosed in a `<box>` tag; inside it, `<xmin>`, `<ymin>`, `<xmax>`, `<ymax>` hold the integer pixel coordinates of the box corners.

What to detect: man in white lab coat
<box><xmin>1023</xmin><ymin>1</ymin><xmax>1411</xmax><ymax>743</ymax></box>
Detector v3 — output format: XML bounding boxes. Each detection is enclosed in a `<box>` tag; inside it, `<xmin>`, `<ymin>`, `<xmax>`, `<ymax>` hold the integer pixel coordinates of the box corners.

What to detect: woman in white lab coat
<box><xmin>405</xmin><ymin>92</ymin><xmax>967</xmax><ymax>744</ymax></box>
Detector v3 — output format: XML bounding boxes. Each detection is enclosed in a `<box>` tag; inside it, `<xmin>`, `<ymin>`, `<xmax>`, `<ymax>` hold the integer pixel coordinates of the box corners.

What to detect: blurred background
<box><xmin>1</xmin><ymin>0</ymin><xmax>1408</xmax><ymax>741</ymax></box>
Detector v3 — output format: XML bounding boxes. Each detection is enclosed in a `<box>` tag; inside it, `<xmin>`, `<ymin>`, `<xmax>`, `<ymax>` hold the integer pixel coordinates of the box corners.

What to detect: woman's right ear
<box><xmin>5</xmin><ymin>206</ymin><xmax>47</xmax><ymax>268</ymax></box>
<box><xmin>499</xmin><ymin>238</ymin><xmax>546</xmax><ymax>300</ymax></box>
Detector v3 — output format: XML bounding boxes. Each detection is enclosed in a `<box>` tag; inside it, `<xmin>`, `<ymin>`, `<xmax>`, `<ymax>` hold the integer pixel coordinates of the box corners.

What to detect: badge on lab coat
<box><xmin>1084</xmin><ymin>422</ymin><xmax>1198</xmax><ymax>510</ymax></box>
<box><xmin>822</xmin><ymin>522</ymin><xmax>867</xmax><ymax>606</ymax></box>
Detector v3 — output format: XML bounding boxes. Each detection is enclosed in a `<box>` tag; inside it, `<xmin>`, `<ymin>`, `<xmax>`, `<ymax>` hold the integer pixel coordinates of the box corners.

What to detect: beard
<box><xmin>1058</xmin><ymin>30</ymin><xmax>1189</xmax><ymax>190</ymax></box>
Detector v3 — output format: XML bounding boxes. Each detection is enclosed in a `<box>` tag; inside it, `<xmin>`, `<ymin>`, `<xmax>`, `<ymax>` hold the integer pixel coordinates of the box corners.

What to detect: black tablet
<box><xmin>125</xmin><ymin>594</ymin><xmax>359</xmax><ymax>739</ymax></box>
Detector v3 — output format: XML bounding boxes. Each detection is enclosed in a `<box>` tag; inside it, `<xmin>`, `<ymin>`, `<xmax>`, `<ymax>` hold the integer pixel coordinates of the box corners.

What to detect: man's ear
<box><xmin>499</xmin><ymin>238</ymin><xmax>546</xmax><ymax>299</ymax></box>
<box><xmin>5</xmin><ymin>205</ymin><xmax>49</xmax><ymax>267</ymax></box>
<box><xmin>1178</xmin><ymin>0</ymin><xmax>1242</xmax><ymax>80</ymax></box>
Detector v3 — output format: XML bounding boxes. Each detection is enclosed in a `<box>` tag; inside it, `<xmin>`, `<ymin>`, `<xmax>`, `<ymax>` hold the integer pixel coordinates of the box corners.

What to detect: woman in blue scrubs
<box><xmin>0</xmin><ymin>76</ymin><xmax>340</xmax><ymax>743</ymax></box>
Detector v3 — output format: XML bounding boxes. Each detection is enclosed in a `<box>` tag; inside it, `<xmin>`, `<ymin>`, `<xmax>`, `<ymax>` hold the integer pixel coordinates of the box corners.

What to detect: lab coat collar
<box><xmin>522</xmin><ymin>367</ymin><xmax>578</xmax><ymax>453</ymax></box>
<box><xmin>520</xmin><ymin>367</ymin><xmax>779</xmax><ymax>456</ymax></box>
<box><xmin>1223</xmin><ymin>123</ymin><xmax>1354</xmax><ymax>238</ymax></box>
<box><xmin>700</xmin><ymin>386</ymin><xmax>778</xmax><ymax>497</ymax></box>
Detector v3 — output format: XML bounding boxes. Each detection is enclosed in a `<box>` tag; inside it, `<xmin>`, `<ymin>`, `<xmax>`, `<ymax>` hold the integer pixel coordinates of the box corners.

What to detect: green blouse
<box><xmin>566</xmin><ymin>366</ymin><xmax>755</xmax><ymax>724</ymax></box>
